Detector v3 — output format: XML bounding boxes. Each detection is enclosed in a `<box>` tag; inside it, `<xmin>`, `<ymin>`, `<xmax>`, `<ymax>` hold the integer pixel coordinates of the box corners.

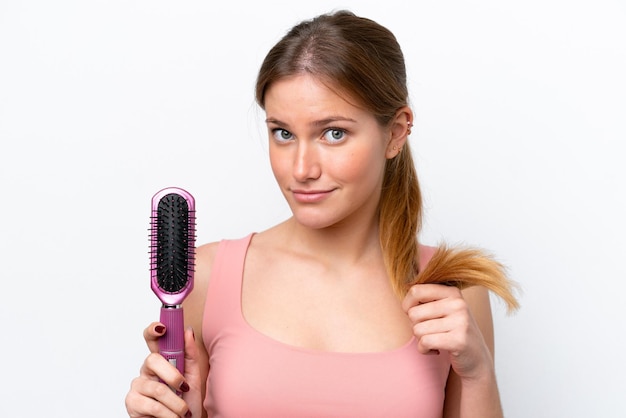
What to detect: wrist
<box><xmin>460</xmin><ymin>367</ymin><xmax>503</xmax><ymax>418</ymax></box>
<box><xmin>461</xmin><ymin>359</ymin><xmax>496</xmax><ymax>384</ymax></box>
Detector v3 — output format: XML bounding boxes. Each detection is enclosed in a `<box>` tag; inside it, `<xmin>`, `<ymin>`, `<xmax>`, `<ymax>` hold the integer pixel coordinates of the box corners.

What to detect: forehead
<box><xmin>264</xmin><ymin>74</ymin><xmax>367</xmax><ymax>115</ymax></box>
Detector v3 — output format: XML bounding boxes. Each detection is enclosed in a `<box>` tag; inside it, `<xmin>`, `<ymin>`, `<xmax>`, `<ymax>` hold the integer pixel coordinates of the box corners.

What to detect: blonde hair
<box><xmin>415</xmin><ymin>245</ymin><xmax>520</xmax><ymax>313</ymax></box>
<box><xmin>379</xmin><ymin>139</ymin><xmax>519</xmax><ymax>313</ymax></box>
<box><xmin>255</xmin><ymin>10</ymin><xmax>519</xmax><ymax>312</ymax></box>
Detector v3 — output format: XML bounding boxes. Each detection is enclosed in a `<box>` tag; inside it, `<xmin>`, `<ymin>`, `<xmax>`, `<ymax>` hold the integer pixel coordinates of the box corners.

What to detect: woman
<box><xmin>125</xmin><ymin>10</ymin><xmax>518</xmax><ymax>418</ymax></box>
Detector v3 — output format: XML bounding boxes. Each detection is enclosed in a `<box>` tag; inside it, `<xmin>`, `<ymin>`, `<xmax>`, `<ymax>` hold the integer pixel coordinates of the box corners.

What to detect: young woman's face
<box><xmin>264</xmin><ymin>74</ymin><xmax>392</xmax><ymax>230</ymax></box>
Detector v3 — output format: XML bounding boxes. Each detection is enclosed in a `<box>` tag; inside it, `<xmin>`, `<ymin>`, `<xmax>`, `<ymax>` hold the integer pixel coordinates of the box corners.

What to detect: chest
<box><xmin>206</xmin><ymin>331</ymin><xmax>449</xmax><ymax>418</ymax></box>
<box><xmin>202</xmin><ymin>236</ymin><xmax>450</xmax><ymax>417</ymax></box>
<box><xmin>241</xmin><ymin>252</ymin><xmax>414</xmax><ymax>353</ymax></box>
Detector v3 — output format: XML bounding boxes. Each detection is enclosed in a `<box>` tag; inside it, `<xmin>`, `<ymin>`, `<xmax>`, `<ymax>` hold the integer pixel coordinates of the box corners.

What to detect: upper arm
<box><xmin>461</xmin><ymin>285</ymin><xmax>495</xmax><ymax>356</ymax></box>
<box><xmin>182</xmin><ymin>241</ymin><xmax>220</xmax><ymax>415</ymax></box>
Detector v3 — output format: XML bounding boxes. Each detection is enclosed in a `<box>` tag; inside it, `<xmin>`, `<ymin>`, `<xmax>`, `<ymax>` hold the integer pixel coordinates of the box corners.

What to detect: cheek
<box><xmin>269</xmin><ymin>147</ymin><xmax>289</xmax><ymax>182</ymax></box>
<box><xmin>330</xmin><ymin>146</ymin><xmax>386</xmax><ymax>183</ymax></box>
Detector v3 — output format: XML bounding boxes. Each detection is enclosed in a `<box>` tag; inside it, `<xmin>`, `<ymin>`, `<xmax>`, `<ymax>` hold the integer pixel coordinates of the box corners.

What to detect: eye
<box><xmin>271</xmin><ymin>128</ymin><xmax>294</xmax><ymax>143</ymax></box>
<box><xmin>323</xmin><ymin>128</ymin><xmax>346</xmax><ymax>144</ymax></box>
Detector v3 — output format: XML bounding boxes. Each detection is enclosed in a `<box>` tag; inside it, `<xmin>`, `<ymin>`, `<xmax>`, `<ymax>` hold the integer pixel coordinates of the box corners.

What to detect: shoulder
<box><xmin>193</xmin><ymin>235</ymin><xmax>249</xmax><ymax>294</ymax></box>
<box><xmin>183</xmin><ymin>241</ymin><xmax>221</xmax><ymax>318</ymax></box>
<box><xmin>193</xmin><ymin>233</ymin><xmax>256</xmax><ymax>295</ymax></box>
<box><xmin>181</xmin><ymin>238</ymin><xmax>241</xmax><ymax>357</ymax></box>
<box><xmin>418</xmin><ymin>243</ymin><xmax>438</xmax><ymax>269</ymax></box>
<box><xmin>196</xmin><ymin>241</ymin><xmax>221</xmax><ymax>281</ymax></box>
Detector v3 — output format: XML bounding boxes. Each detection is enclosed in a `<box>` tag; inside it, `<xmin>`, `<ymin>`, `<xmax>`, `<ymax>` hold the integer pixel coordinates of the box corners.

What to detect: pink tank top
<box><xmin>202</xmin><ymin>234</ymin><xmax>450</xmax><ymax>417</ymax></box>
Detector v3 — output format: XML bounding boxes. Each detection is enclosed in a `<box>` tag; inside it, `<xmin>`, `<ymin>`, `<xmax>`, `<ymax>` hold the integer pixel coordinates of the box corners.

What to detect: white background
<box><xmin>1</xmin><ymin>0</ymin><xmax>624</xmax><ymax>417</ymax></box>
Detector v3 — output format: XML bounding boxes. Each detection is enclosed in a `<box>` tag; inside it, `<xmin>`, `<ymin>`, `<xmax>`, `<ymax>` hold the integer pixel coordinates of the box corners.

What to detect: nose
<box><xmin>293</xmin><ymin>140</ymin><xmax>321</xmax><ymax>182</ymax></box>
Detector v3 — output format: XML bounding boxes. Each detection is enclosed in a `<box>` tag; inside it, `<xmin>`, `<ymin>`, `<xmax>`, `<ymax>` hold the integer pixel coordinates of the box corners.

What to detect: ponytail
<box><xmin>379</xmin><ymin>144</ymin><xmax>421</xmax><ymax>296</ymax></box>
<box><xmin>379</xmin><ymin>144</ymin><xmax>520</xmax><ymax>313</ymax></box>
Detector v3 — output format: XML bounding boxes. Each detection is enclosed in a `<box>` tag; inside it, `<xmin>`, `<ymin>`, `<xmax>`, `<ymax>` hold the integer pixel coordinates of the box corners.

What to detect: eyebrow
<box><xmin>265</xmin><ymin>116</ymin><xmax>358</xmax><ymax>127</ymax></box>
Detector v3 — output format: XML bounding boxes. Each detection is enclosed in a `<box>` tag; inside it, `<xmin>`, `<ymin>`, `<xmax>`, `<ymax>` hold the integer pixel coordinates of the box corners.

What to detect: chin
<box><xmin>290</xmin><ymin>208</ymin><xmax>340</xmax><ymax>230</ymax></box>
<box><xmin>293</xmin><ymin>216</ymin><xmax>335</xmax><ymax>230</ymax></box>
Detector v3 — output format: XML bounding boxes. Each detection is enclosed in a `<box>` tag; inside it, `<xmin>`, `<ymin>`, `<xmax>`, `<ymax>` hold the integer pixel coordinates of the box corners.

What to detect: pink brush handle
<box><xmin>159</xmin><ymin>306</ymin><xmax>185</xmax><ymax>376</ymax></box>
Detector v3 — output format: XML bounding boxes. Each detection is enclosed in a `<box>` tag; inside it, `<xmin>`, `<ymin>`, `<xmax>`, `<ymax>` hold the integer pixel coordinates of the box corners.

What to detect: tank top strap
<box><xmin>202</xmin><ymin>233</ymin><xmax>254</xmax><ymax>355</ymax></box>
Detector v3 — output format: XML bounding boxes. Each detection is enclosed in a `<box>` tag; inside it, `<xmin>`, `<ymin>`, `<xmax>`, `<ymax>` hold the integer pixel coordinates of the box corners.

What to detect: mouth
<box><xmin>290</xmin><ymin>188</ymin><xmax>335</xmax><ymax>203</ymax></box>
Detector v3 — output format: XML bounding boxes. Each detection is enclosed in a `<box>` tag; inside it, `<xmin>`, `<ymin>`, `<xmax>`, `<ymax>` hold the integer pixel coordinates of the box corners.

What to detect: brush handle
<box><xmin>159</xmin><ymin>306</ymin><xmax>185</xmax><ymax>376</ymax></box>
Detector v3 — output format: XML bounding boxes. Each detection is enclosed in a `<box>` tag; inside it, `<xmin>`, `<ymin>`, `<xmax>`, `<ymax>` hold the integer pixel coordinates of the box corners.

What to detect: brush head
<box><xmin>150</xmin><ymin>187</ymin><xmax>195</xmax><ymax>306</ymax></box>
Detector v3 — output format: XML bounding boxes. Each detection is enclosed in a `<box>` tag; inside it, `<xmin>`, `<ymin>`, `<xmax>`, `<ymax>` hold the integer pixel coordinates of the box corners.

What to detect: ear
<box><xmin>385</xmin><ymin>106</ymin><xmax>413</xmax><ymax>159</ymax></box>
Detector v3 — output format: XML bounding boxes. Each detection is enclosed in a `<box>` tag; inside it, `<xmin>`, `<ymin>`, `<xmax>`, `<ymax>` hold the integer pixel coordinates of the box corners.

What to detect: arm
<box><xmin>442</xmin><ymin>286</ymin><xmax>502</xmax><ymax>418</ymax></box>
<box><xmin>180</xmin><ymin>242</ymin><xmax>219</xmax><ymax>418</ymax></box>
<box><xmin>402</xmin><ymin>285</ymin><xmax>503</xmax><ymax>418</ymax></box>
<box><xmin>125</xmin><ymin>242</ymin><xmax>218</xmax><ymax>418</ymax></box>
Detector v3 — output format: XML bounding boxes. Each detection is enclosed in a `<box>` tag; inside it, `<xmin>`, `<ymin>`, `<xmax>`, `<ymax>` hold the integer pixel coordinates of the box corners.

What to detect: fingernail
<box><xmin>188</xmin><ymin>326</ymin><xmax>195</xmax><ymax>341</ymax></box>
<box><xmin>155</xmin><ymin>325</ymin><xmax>165</xmax><ymax>334</ymax></box>
<box><xmin>185</xmin><ymin>411</ymin><xmax>193</xmax><ymax>418</ymax></box>
<box><xmin>180</xmin><ymin>381</ymin><xmax>190</xmax><ymax>392</ymax></box>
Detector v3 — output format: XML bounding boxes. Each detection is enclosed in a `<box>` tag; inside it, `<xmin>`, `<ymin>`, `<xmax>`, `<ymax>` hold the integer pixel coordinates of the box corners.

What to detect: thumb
<box><xmin>181</xmin><ymin>327</ymin><xmax>204</xmax><ymax>416</ymax></box>
<box><xmin>184</xmin><ymin>326</ymin><xmax>200</xmax><ymax>367</ymax></box>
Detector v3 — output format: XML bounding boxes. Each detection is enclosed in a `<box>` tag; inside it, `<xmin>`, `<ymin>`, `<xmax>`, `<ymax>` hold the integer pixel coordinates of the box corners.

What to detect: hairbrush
<box><xmin>150</xmin><ymin>187</ymin><xmax>195</xmax><ymax>377</ymax></box>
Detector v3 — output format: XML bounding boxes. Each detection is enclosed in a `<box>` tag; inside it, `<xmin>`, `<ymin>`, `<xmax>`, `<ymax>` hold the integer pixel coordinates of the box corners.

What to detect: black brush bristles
<box><xmin>152</xmin><ymin>193</ymin><xmax>193</xmax><ymax>293</ymax></box>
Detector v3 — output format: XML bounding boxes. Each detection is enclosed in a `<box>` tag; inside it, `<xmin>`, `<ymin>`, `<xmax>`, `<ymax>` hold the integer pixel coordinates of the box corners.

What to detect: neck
<box><xmin>279</xmin><ymin>215</ymin><xmax>382</xmax><ymax>267</ymax></box>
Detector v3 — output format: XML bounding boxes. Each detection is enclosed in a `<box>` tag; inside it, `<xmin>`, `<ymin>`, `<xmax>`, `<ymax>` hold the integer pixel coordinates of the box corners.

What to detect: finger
<box><xmin>406</xmin><ymin>295</ymin><xmax>467</xmax><ymax>325</ymax></box>
<box><xmin>402</xmin><ymin>283</ymin><xmax>462</xmax><ymax>312</ymax></box>
<box><xmin>412</xmin><ymin>316</ymin><xmax>471</xmax><ymax>354</ymax></box>
<box><xmin>410</xmin><ymin>311</ymin><xmax>473</xmax><ymax>356</ymax></box>
<box><xmin>183</xmin><ymin>328</ymin><xmax>201</xmax><ymax>387</ymax></box>
<box><xmin>141</xmin><ymin>352</ymin><xmax>190</xmax><ymax>394</ymax></box>
<box><xmin>126</xmin><ymin>388</ymin><xmax>181</xmax><ymax>418</ymax></box>
<box><xmin>184</xmin><ymin>327</ymin><xmax>198</xmax><ymax>362</ymax></box>
<box><xmin>143</xmin><ymin>322</ymin><xmax>166</xmax><ymax>353</ymax></box>
<box><xmin>126</xmin><ymin>388</ymin><xmax>178</xmax><ymax>418</ymax></box>
<box><xmin>127</xmin><ymin>377</ymin><xmax>190</xmax><ymax>418</ymax></box>
<box><xmin>414</xmin><ymin>331</ymin><xmax>451</xmax><ymax>355</ymax></box>
<box><xmin>180</xmin><ymin>327</ymin><xmax>204</xmax><ymax>417</ymax></box>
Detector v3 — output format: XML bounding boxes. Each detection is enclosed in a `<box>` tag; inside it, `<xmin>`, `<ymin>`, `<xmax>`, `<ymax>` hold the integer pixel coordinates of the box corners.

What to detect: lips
<box><xmin>291</xmin><ymin>188</ymin><xmax>335</xmax><ymax>203</ymax></box>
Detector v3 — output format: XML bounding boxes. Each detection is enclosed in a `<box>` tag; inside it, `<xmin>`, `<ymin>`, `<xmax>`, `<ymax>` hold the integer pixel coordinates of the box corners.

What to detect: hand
<box><xmin>402</xmin><ymin>284</ymin><xmax>494</xmax><ymax>381</ymax></box>
<box><xmin>125</xmin><ymin>323</ymin><xmax>203</xmax><ymax>418</ymax></box>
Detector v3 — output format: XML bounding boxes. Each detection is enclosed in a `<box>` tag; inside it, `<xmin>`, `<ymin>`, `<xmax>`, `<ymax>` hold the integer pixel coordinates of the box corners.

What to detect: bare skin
<box><xmin>125</xmin><ymin>252</ymin><xmax>498</xmax><ymax>418</ymax></box>
<box><xmin>125</xmin><ymin>74</ymin><xmax>502</xmax><ymax>418</ymax></box>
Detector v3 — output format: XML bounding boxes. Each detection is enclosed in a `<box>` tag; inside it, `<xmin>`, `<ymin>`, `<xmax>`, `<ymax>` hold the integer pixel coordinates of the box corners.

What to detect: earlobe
<box><xmin>386</xmin><ymin>137</ymin><xmax>407</xmax><ymax>159</ymax></box>
<box><xmin>385</xmin><ymin>107</ymin><xmax>413</xmax><ymax>159</ymax></box>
